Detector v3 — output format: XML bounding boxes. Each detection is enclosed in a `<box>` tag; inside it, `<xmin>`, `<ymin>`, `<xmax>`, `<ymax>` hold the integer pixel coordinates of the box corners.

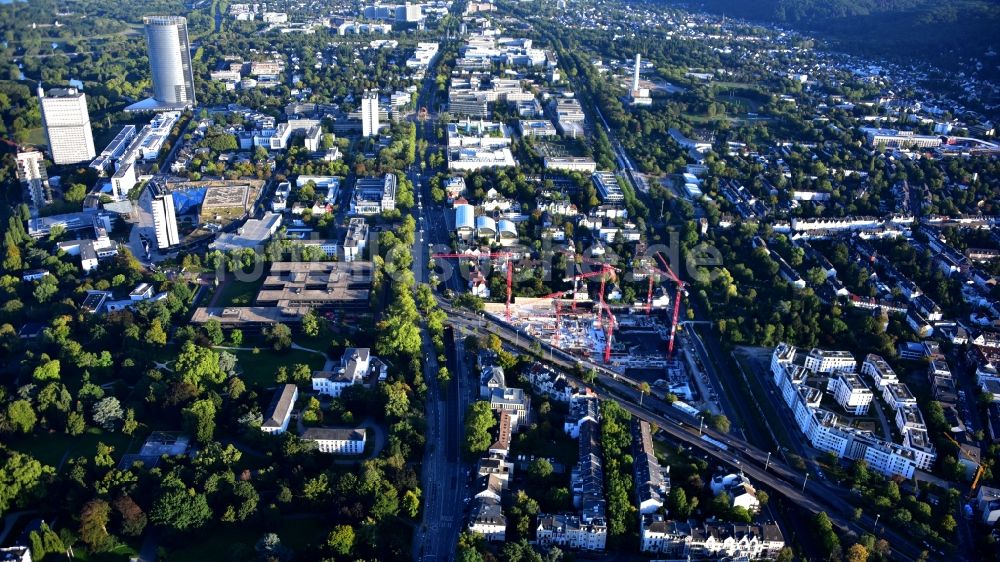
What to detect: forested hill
<box><xmin>671</xmin><ymin>0</ymin><xmax>1000</xmax><ymax>73</ymax></box>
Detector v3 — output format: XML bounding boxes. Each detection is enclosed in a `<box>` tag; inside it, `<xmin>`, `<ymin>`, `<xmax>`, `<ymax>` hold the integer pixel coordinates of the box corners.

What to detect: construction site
<box><xmin>467</xmin><ymin>251</ymin><xmax>722</xmax><ymax>412</ymax></box>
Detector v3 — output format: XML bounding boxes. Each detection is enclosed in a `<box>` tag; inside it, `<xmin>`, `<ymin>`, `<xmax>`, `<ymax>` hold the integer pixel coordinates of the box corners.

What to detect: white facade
<box><xmin>151</xmin><ymin>192</ymin><xmax>180</xmax><ymax>249</ymax></box>
<box><xmin>771</xmin><ymin>343</ymin><xmax>934</xmax><ymax>478</ymax></box>
<box><xmin>536</xmin><ymin>514</ymin><xmax>607</xmax><ymax>551</ymax></box>
<box><xmin>111</xmin><ymin>162</ymin><xmax>137</xmax><ymax>200</ymax></box>
<box><xmin>16</xmin><ymin>150</ymin><xmax>51</xmax><ymax>208</ymax></box>
<box><xmin>143</xmin><ymin>16</ymin><xmax>196</xmax><ymax>107</ymax></box>
<box><xmin>828</xmin><ymin>373</ymin><xmax>873</xmax><ymax>416</ymax></box>
<box><xmin>302</xmin><ymin>428</ymin><xmax>367</xmax><ymax>454</ymax></box>
<box><xmin>362</xmin><ymin>90</ymin><xmax>380</xmax><ymax>137</ymax></box>
<box><xmin>39</xmin><ymin>86</ymin><xmax>96</xmax><ymax>165</ymax></box>
<box><xmin>261</xmin><ymin>384</ymin><xmax>298</xmax><ymax>435</ymax></box>
<box><xmin>802</xmin><ymin>348</ymin><xmax>856</xmax><ymax>373</ymax></box>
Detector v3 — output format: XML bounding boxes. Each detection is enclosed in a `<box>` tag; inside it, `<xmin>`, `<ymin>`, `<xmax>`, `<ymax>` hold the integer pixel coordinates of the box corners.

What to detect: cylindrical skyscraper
<box><xmin>144</xmin><ymin>16</ymin><xmax>196</xmax><ymax>107</ymax></box>
<box><xmin>633</xmin><ymin>53</ymin><xmax>641</xmax><ymax>92</ymax></box>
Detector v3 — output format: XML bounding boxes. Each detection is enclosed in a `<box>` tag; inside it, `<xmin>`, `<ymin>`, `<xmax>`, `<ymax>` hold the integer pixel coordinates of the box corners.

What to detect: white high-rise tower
<box><xmin>633</xmin><ymin>53</ymin><xmax>641</xmax><ymax>92</ymax></box>
<box><xmin>38</xmin><ymin>85</ymin><xmax>97</xmax><ymax>165</ymax></box>
<box><xmin>629</xmin><ymin>53</ymin><xmax>651</xmax><ymax>106</ymax></box>
<box><xmin>361</xmin><ymin>91</ymin><xmax>380</xmax><ymax>137</ymax></box>
<box><xmin>128</xmin><ymin>16</ymin><xmax>196</xmax><ymax>110</ymax></box>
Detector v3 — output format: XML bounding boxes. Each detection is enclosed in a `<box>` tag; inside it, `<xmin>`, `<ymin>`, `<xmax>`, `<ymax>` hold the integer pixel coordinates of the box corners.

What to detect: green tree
<box><xmin>265</xmin><ymin>323</ymin><xmax>292</xmax><ymax>351</ymax></box>
<box><xmin>66</xmin><ymin>410</ymin><xmax>86</xmax><ymax>435</ymax></box>
<box><xmin>463</xmin><ymin>401</ymin><xmax>496</xmax><ymax>456</ymax></box>
<box><xmin>529</xmin><ymin>458</ymin><xmax>554</xmax><ymax>480</ymax></box>
<box><xmin>147</xmin><ymin>319</ymin><xmax>168</xmax><ymax>346</ymax></box>
<box><xmin>79</xmin><ymin>499</ymin><xmax>112</xmax><ymax>551</ymax></box>
<box><xmin>122</xmin><ymin>408</ymin><xmax>138</xmax><ymax>436</ymax></box>
<box><xmin>229</xmin><ymin>328</ymin><xmax>243</xmax><ymax>346</ymax></box>
<box><xmin>175</xmin><ymin>341</ymin><xmax>225</xmax><ymax>387</ymax></box>
<box><xmin>203</xmin><ymin>319</ymin><xmax>224</xmax><ymax>346</ymax></box>
<box><xmin>301</xmin><ymin>310</ymin><xmax>320</xmax><ymax>337</ymax></box>
<box><xmin>327</xmin><ymin>524</ymin><xmax>355</xmax><ymax>555</ymax></box>
<box><xmin>403</xmin><ymin>488</ymin><xmax>421</xmax><ymax>518</ymax></box>
<box><xmin>32</xmin><ymin>358</ymin><xmax>61</xmax><ymax>382</ymax></box>
<box><xmin>182</xmin><ymin>399</ymin><xmax>216</xmax><ymax>443</ymax></box>
<box><xmin>0</xmin><ymin>451</ymin><xmax>53</xmax><ymax>515</ymax></box>
<box><xmin>5</xmin><ymin>400</ymin><xmax>36</xmax><ymax>433</ymax></box>
<box><xmin>383</xmin><ymin>381</ymin><xmax>411</xmax><ymax>419</ymax></box>
<box><xmin>150</xmin><ymin>482</ymin><xmax>213</xmax><ymax>532</ymax></box>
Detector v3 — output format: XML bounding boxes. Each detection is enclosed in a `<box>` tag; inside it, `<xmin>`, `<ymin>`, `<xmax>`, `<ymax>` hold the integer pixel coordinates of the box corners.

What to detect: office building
<box><xmin>343</xmin><ymin>218</ymin><xmax>369</xmax><ymax>262</ymax></box>
<box><xmin>312</xmin><ymin>347</ymin><xmax>387</xmax><ymax>397</ymax></box>
<box><xmin>129</xmin><ymin>16</ymin><xmax>196</xmax><ymax>110</ymax></box>
<box><xmin>592</xmin><ymin>171</ymin><xmax>624</xmax><ymax>203</ymax></box>
<box><xmin>38</xmin><ymin>85</ymin><xmax>96</xmax><ymax>165</ymax></box>
<box><xmin>150</xmin><ymin>188</ymin><xmax>180</xmax><ymax>249</ymax></box>
<box><xmin>16</xmin><ymin>150</ymin><xmax>52</xmax><ymax>208</ymax></box>
<box><xmin>261</xmin><ymin>384</ymin><xmax>298</xmax><ymax>435</ymax></box>
<box><xmin>362</xmin><ymin>90</ymin><xmax>380</xmax><ymax>137</ymax></box>
<box><xmin>256</xmin><ymin>261</ymin><xmax>373</xmax><ymax>309</ymax></box>
<box><xmin>301</xmin><ymin>427</ymin><xmax>367</xmax><ymax>454</ymax></box>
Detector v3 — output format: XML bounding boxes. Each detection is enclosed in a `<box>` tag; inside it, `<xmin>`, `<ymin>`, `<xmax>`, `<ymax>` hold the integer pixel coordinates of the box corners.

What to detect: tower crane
<box><xmin>655</xmin><ymin>251</ymin><xmax>687</xmax><ymax>359</ymax></box>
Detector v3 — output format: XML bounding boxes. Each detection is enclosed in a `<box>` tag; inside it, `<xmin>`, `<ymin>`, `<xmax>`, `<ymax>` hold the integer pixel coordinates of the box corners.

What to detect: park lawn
<box><xmin>213</xmin><ymin>277</ymin><xmax>265</xmax><ymax>307</ymax></box>
<box><xmin>72</xmin><ymin>542</ymin><xmax>140</xmax><ymax>561</ymax></box>
<box><xmin>163</xmin><ymin>516</ymin><xmax>327</xmax><ymax>561</ymax></box>
<box><xmin>164</xmin><ymin>526</ymin><xmax>257</xmax><ymax>561</ymax></box>
<box><xmin>233</xmin><ymin>348</ymin><xmax>327</xmax><ymax>388</ymax></box>
<box><xmin>9</xmin><ymin>426</ymin><xmax>142</xmax><ymax>468</ymax></box>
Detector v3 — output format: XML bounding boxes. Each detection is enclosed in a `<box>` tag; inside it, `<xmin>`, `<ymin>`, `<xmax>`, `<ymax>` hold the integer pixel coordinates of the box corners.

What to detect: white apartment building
<box><xmin>640</xmin><ymin>514</ymin><xmax>785</xmax><ymax>559</ymax></box>
<box><xmin>301</xmin><ymin>427</ymin><xmax>366</xmax><ymax>454</ymax></box>
<box><xmin>828</xmin><ymin>372</ymin><xmax>873</xmax><ymax>415</ymax></box>
<box><xmin>771</xmin><ymin>343</ymin><xmax>934</xmax><ymax>478</ymax></box>
<box><xmin>802</xmin><ymin>347</ymin><xmax>856</xmax><ymax>373</ymax></box>
<box><xmin>150</xmin><ymin>190</ymin><xmax>180</xmax><ymax>249</ymax></box>
<box><xmin>861</xmin><ymin>354</ymin><xmax>898</xmax><ymax>389</ymax></box>
<box><xmin>261</xmin><ymin>384</ymin><xmax>298</xmax><ymax>434</ymax></box>
<box><xmin>39</xmin><ymin>86</ymin><xmax>97</xmax><ymax>165</ymax></box>
<box><xmin>16</xmin><ymin>150</ymin><xmax>52</xmax><ymax>208</ymax></box>
<box><xmin>467</xmin><ymin>497</ymin><xmax>506</xmax><ymax>541</ymax></box>
<box><xmin>361</xmin><ymin>90</ymin><xmax>380</xmax><ymax>137</ymax></box>
<box><xmin>536</xmin><ymin>514</ymin><xmax>607</xmax><ymax>551</ymax></box>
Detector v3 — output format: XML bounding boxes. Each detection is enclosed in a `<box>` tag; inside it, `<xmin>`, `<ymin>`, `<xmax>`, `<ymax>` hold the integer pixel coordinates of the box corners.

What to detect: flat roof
<box><xmin>301</xmin><ymin>427</ymin><xmax>366</xmax><ymax>441</ymax></box>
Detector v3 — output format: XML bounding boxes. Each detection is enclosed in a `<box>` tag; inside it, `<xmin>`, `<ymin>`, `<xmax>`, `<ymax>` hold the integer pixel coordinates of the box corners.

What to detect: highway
<box><xmin>438</xmin><ymin>303</ymin><xmax>938</xmax><ymax>562</ymax></box>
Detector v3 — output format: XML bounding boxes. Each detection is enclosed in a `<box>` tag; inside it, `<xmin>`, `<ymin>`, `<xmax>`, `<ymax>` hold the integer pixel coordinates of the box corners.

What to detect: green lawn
<box><xmin>213</xmin><ymin>277</ymin><xmax>265</xmax><ymax>307</ymax></box>
<box><xmin>9</xmin><ymin>426</ymin><xmax>142</xmax><ymax>468</ymax></box>
<box><xmin>233</xmin><ymin>348</ymin><xmax>327</xmax><ymax>388</ymax></box>
<box><xmin>163</xmin><ymin>515</ymin><xmax>327</xmax><ymax>561</ymax></box>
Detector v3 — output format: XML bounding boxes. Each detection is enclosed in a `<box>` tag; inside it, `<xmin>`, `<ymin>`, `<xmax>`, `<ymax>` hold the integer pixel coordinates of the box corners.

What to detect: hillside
<box><xmin>675</xmin><ymin>0</ymin><xmax>1000</xmax><ymax>73</ymax></box>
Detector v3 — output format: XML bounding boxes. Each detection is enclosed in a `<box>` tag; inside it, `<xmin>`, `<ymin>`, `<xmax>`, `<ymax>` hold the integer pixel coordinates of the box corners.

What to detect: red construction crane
<box><xmin>655</xmin><ymin>252</ymin><xmax>687</xmax><ymax>359</ymax></box>
<box><xmin>538</xmin><ymin>289</ymin><xmax>573</xmax><ymax>346</ymax></box>
<box><xmin>562</xmin><ymin>267</ymin><xmax>618</xmax><ymax>326</ymax></box>
<box><xmin>433</xmin><ymin>252</ymin><xmax>515</xmax><ymax>321</ymax></box>
<box><xmin>600</xmin><ymin>301</ymin><xmax>618</xmax><ymax>363</ymax></box>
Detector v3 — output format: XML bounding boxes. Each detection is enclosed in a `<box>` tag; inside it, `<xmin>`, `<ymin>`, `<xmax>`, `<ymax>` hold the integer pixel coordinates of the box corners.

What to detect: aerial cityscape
<box><xmin>0</xmin><ymin>0</ymin><xmax>999</xmax><ymax>560</ymax></box>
